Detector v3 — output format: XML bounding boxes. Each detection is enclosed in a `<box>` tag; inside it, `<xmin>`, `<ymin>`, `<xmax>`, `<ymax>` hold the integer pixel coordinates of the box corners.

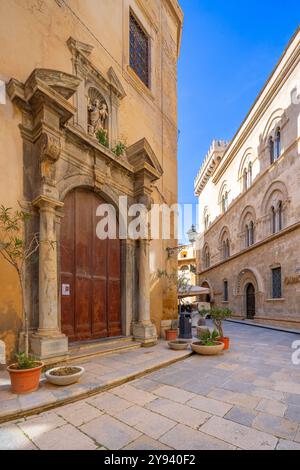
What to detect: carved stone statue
<box><xmin>88</xmin><ymin>96</ymin><xmax>108</xmax><ymax>137</ymax></box>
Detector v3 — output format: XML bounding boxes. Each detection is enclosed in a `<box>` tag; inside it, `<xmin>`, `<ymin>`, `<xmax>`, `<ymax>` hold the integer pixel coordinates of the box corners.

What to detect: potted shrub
<box><xmin>7</xmin><ymin>353</ymin><xmax>43</xmax><ymax>394</ymax></box>
<box><xmin>0</xmin><ymin>206</ymin><xmax>44</xmax><ymax>393</ymax></box>
<box><xmin>45</xmin><ymin>366</ymin><xmax>85</xmax><ymax>386</ymax></box>
<box><xmin>191</xmin><ymin>329</ymin><xmax>224</xmax><ymax>356</ymax></box>
<box><xmin>210</xmin><ymin>307</ymin><xmax>232</xmax><ymax>351</ymax></box>
<box><xmin>165</xmin><ymin>319</ymin><xmax>178</xmax><ymax>341</ymax></box>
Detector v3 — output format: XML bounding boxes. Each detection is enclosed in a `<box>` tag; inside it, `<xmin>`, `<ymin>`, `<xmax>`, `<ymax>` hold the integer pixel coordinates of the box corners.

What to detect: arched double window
<box><xmin>203</xmin><ymin>245</ymin><xmax>210</xmax><ymax>269</ymax></box>
<box><xmin>245</xmin><ymin>221</ymin><xmax>255</xmax><ymax>247</ymax></box>
<box><xmin>221</xmin><ymin>192</ymin><xmax>228</xmax><ymax>213</ymax></box>
<box><xmin>223</xmin><ymin>239</ymin><xmax>230</xmax><ymax>259</ymax></box>
<box><xmin>271</xmin><ymin>201</ymin><xmax>283</xmax><ymax>234</ymax></box>
<box><xmin>270</xmin><ymin>128</ymin><xmax>281</xmax><ymax>164</ymax></box>
<box><xmin>242</xmin><ymin>162</ymin><xmax>253</xmax><ymax>192</ymax></box>
<box><xmin>203</xmin><ymin>207</ymin><xmax>210</xmax><ymax>231</ymax></box>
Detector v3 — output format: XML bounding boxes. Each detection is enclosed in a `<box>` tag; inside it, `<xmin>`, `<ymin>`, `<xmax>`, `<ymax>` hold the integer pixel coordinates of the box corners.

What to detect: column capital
<box><xmin>32</xmin><ymin>195</ymin><xmax>64</xmax><ymax>210</ymax></box>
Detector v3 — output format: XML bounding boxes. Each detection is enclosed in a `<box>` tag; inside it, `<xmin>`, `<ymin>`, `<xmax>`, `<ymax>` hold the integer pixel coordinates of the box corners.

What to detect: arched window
<box><xmin>269</xmin><ymin>136</ymin><xmax>274</xmax><ymax>164</ymax></box>
<box><xmin>271</xmin><ymin>206</ymin><xmax>276</xmax><ymax>234</ymax></box>
<box><xmin>223</xmin><ymin>239</ymin><xmax>230</xmax><ymax>259</ymax></box>
<box><xmin>203</xmin><ymin>245</ymin><xmax>210</xmax><ymax>269</ymax></box>
<box><xmin>249</xmin><ymin>221</ymin><xmax>254</xmax><ymax>245</ymax></box>
<box><xmin>248</xmin><ymin>162</ymin><xmax>253</xmax><ymax>187</ymax></box>
<box><xmin>243</xmin><ymin>168</ymin><xmax>248</xmax><ymax>191</ymax></box>
<box><xmin>278</xmin><ymin>201</ymin><xmax>283</xmax><ymax>231</ymax></box>
<box><xmin>274</xmin><ymin>128</ymin><xmax>281</xmax><ymax>160</ymax></box>
<box><xmin>222</xmin><ymin>192</ymin><xmax>228</xmax><ymax>213</ymax></box>
<box><xmin>203</xmin><ymin>207</ymin><xmax>210</xmax><ymax>231</ymax></box>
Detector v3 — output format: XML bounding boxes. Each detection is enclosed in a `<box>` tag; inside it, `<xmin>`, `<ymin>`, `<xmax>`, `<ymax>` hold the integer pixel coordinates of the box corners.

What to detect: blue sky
<box><xmin>178</xmin><ymin>0</ymin><xmax>299</xmax><ymax>228</ymax></box>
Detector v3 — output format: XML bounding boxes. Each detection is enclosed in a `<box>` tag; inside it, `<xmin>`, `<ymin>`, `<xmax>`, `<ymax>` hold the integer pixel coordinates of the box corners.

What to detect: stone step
<box><xmin>69</xmin><ymin>336</ymin><xmax>135</xmax><ymax>353</ymax></box>
<box><xmin>68</xmin><ymin>338</ymin><xmax>141</xmax><ymax>362</ymax></box>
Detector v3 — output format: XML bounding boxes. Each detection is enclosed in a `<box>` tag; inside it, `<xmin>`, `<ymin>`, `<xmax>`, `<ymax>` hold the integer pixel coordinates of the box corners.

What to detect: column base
<box><xmin>133</xmin><ymin>322</ymin><xmax>158</xmax><ymax>347</ymax></box>
<box><xmin>30</xmin><ymin>333</ymin><xmax>69</xmax><ymax>360</ymax></box>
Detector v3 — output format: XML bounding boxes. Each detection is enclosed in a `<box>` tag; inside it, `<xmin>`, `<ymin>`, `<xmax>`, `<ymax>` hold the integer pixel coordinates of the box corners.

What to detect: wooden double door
<box><xmin>61</xmin><ymin>188</ymin><xmax>121</xmax><ymax>342</ymax></box>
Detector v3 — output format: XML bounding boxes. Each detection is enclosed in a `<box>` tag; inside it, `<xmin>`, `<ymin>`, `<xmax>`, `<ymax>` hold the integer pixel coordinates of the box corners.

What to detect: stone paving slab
<box><xmin>1</xmin><ymin>322</ymin><xmax>300</xmax><ymax>450</ymax></box>
<box><xmin>200</xmin><ymin>416</ymin><xmax>278</xmax><ymax>450</ymax></box>
<box><xmin>0</xmin><ymin>341</ymin><xmax>192</xmax><ymax>423</ymax></box>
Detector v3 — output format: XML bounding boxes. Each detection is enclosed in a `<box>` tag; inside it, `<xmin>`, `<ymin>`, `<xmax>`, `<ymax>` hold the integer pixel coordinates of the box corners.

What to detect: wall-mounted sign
<box><xmin>285</xmin><ymin>276</ymin><xmax>300</xmax><ymax>286</ymax></box>
<box><xmin>62</xmin><ymin>284</ymin><xmax>70</xmax><ymax>296</ymax></box>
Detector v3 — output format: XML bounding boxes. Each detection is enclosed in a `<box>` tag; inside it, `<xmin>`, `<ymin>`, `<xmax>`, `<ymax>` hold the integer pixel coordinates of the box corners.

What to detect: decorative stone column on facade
<box><xmin>126</xmin><ymin>139</ymin><xmax>164</xmax><ymax>346</ymax></box>
<box><xmin>132</xmin><ymin>238</ymin><xmax>157</xmax><ymax>346</ymax></box>
<box><xmin>30</xmin><ymin>196</ymin><xmax>68</xmax><ymax>359</ymax></box>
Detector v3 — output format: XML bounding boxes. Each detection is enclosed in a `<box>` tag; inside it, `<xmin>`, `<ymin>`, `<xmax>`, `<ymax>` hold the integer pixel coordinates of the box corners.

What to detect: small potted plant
<box><xmin>191</xmin><ymin>329</ymin><xmax>224</xmax><ymax>356</ymax></box>
<box><xmin>0</xmin><ymin>206</ymin><xmax>44</xmax><ymax>394</ymax></box>
<box><xmin>210</xmin><ymin>307</ymin><xmax>232</xmax><ymax>351</ymax></box>
<box><xmin>165</xmin><ymin>319</ymin><xmax>178</xmax><ymax>341</ymax></box>
<box><xmin>7</xmin><ymin>353</ymin><xmax>43</xmax><ymax>394</ymax></box>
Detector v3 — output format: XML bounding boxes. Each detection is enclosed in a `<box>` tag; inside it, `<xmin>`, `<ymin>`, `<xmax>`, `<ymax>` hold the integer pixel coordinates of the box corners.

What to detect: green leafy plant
<box><xmin>112</xmin><ymin>140</ymin><xmax>127</xmax><ymax>157</ymax></box>
<box><xmin>96</xmin><ymin>128</ymin><xmax>109</xmax><ymax>148</ymax></box>
<box><xmin>15</xmin><ymin>353</ymin><xmax>37</xmax><ymax>370</ymax></box>
<box><xmin>200</xmin><ymin>307</ymin><xmax>232</xmax><ymax>338</ymax></box>
<box><xmin>0</xmin><ymin>205</ymin><xmax>40</xmax><ymax>362</ymax></box>
<box><xmin>198</xmin><ymin>329</ymin><xmax>219</xmax><ymax>346</ymax></box>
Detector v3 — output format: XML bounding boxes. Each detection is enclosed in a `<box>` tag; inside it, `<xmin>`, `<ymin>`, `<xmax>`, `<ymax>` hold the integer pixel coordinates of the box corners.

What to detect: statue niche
<box><xmin>87</xmin><ymin>87</ymin><xmax>109</xmax><ymax>140</ymax></box>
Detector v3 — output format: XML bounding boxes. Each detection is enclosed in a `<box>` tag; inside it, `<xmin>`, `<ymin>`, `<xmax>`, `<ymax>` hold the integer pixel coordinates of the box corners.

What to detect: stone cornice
<box><xmin>127</xmin><ymin>138</ymin><xmax>163</xmax><ymax>181</ymax></box>
<box><xmin>198</xmin><ymin>220</ymin><xmax>300</xmax><ymax>276</ymax></box>
<box><xmin>212</xmin><ymin>28</ymin><xmax>300</xmax><ymax>185</ymax></box>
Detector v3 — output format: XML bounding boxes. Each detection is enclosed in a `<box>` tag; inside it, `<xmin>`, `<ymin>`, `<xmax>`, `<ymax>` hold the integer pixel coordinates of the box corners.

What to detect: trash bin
<box><xmin>179</xmin><ymin>311</ymin><xmax>192</xmax><ymax>339</ymax></box>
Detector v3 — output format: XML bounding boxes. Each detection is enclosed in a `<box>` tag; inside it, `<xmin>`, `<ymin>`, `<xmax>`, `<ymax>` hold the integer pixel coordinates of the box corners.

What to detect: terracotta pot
<box><xmin>7</xmin><ymin>362</ymin><xmax>43</xmax><ymax>394</ymax></box>
<box><xmin>191</xmin><ymin>341</ymin><xmax>224</xmax><ymax>356</ymax></box>
<box><xmin>219</xmin><ymin>337</ymin><xmax>230</xmax><ymax>351</ymax></box>
<box><xmin>165</xmin><ymin>329</ymin><xmax>178</xmax><ymax>341</ymax></box>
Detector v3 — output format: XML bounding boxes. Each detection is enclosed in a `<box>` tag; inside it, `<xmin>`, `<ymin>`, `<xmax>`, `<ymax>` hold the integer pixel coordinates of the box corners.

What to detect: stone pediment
<box><xmin>127</xmin><ymin>138</ymin><xmax>163</xmax><ymax>181</ymax></box>
<box><xmin>7</xmin><ymin>69</ymin><xmax>80</xmax><ymax>124</ymax></box>
<box><xmin>67</xmin><ymin>36</ymin><xmax>126</xmax><ymax>100</ymax></box>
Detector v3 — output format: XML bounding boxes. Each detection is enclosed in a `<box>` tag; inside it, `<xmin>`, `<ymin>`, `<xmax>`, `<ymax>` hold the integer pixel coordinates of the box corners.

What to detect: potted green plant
<box><xmin>0</xmin><ymin>206</ymin><xmax>43</xmax><ymax>393</ymax></box>
<box><xmin>165</xmin><ymin>319</ymin><xmax>178</xmax><ymax>341</ymax></box>
<box><xmin>191</xmin><ymin>329</ymin><xmax>224</xmax><ymax>356</ymax></box>
<box><xmin>205</xmin><ymin>307</ymin><xmax>232</xmax><ymax>350</ymax></box>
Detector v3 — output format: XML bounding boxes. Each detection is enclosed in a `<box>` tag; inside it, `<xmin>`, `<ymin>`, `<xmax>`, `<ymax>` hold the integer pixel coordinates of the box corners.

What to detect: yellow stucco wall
<box><xmin>0</xmin><ymin>0</ymin><xmax>183</xmax><ymax>357</ymax></box>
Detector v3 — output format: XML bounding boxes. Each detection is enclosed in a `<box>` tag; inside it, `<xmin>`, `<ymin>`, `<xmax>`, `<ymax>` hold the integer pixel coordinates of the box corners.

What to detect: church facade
<box><xmin>0</xmin><ymin>0</ymin><xmax>183</xmax><ymax>360</ymax></box>
<box><xmin>195</xmin><ymin>28</ymin><xmax>300</xmax><ymax>329</ymax></box>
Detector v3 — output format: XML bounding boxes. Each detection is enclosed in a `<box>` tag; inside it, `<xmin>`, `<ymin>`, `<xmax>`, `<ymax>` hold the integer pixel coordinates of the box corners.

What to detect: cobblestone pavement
<box><xmin>1</xmin><ymin>322</ymin><xmax>300</xmax><ymax>450</ymax></box>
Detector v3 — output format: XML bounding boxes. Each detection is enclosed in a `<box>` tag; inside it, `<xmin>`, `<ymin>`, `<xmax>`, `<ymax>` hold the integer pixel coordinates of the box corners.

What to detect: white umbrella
<box><xmin>178</xmin><ymin>285</ymin><xmax>210</xmax><ymax>298</ymax></box>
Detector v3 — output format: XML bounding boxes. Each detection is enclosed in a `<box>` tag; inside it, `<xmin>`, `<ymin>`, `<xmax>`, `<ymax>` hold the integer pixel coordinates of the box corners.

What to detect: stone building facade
<box><xmin>0</xmin><ymin>0</ymin><xmax>183</xmax><ymax>360</ymax></box>
<box><xmin>194</xmin><ymin>28</ymin><xmax>300</xmax><ymax>329</ymax></box>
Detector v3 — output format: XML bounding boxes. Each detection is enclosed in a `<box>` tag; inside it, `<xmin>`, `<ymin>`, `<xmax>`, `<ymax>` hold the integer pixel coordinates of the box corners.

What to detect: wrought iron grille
<box><xmin>272</xmin><ymin>267</ymin><xmax>282</xmax><ymax>299</ymax></box>
<box><xmin>130</xmin><ymin>13</ymin><xmax>149</xmax><ymax>87</ymax></box>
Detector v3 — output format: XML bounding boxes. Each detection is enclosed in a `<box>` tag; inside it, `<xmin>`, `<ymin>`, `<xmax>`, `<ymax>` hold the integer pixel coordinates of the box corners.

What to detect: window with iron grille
<box><xmin>130</xmin><ymin>12</ymin><xmax>150</xmax><ymax>88</ymax></box>
<box><xmin>272</xmin><ymin>267</ymin><xmax>282</xmax><ymax>299</ymax></box>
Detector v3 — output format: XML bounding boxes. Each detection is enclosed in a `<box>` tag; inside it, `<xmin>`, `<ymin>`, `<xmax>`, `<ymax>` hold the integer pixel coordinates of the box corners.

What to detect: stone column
<box><xmin>30</xmin><ymin>196</ymin><xmax>68</xmax><ymax>360</ymax></box>
<box><xmin>133</xmin><ymin>239</ymin><xmax>157</xmax><ymax>346</ymax></box>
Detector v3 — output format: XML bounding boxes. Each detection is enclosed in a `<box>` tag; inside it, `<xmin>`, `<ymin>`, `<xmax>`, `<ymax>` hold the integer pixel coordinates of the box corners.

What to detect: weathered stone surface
<box><xmin>32</xmin><ymin>423</ymin><xmax>97</xmax><ymax>450</ymax></box>
<box><xmin>208</xmin><ymin>388</ymin><xmax>261</xmax><ymax>409</ymax></box>
<box><xmin>224</xmin><ymin>406</ymin><xmax>258</xmax><ymax>427</ymax></box>
<box><xmin>284</xmin><ymin>404</ymin><xmax>300</xmax><ymax>424</ymax></box>
<box><xmin>253</xmin><ymin>413</ymin><xmax>298</xmax><ymax>440</ymax></box>
<box><xmin>56</xmin><ymin>402</ymin><xmax>103</xmax><ymax>426</ymax></box>
<box><xmin>200</xmin><ymin>416</ymin><xmax>278</xmax><ymax>450</ymax></box>
<box><xmin>0</xmin><ymin>423</ymin><xmax>36</xmax><ymax>450</ymax></box>
<box><xmin>275</xmin><ymin>382</ymin><xmax>300</xmax><ymax>395</ymax></box>
<box><xmin>80</xmin><ymin>415</ymin><xmax>141</xmax><ymax>450</ymax></box>
<box><xmin>276</xmin><ymin>439</ymin><xmax>300</xmax><ymax>450</ymax></box>
<box><xmin>124</xmin><ymin>435</ymin><xmax>173</xmax><ymax>450</ymax></box>
<box><xmin>186</xmin><ymin>395</ymin><xmax>232</xmax><ymax>417</ymax></box>
<box><xmin>146</xmin><ymin>398</ymin><xmax>211</xmax><ymax>429</ymax></box>
<box><xmin>154</xmin><ymin>385</ymin><xmax>196</xmax><ymax>404</ymax></box>
<box><xmin>110</xmin><ymin>384</ymin><xmax>157</xmax><ymax>406</ymax></box>
<box><xmin>256</xmin><ymin>399</ymin><xmax>287</xmax><ymax>418</ymax></box>
<box><xmin>87</xmin><ymin>392</ymin><xmax>132</xmax><ymax>415</ymax></box>
<box><xmin>159</xmin><ymin>423</ymin><xmax>236</xmax><ymax>450</ymax></box>
<box><xmin>19</xmin><ymin>412</ymin><xmax>66</xmax><ymax>440</ymax></box>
